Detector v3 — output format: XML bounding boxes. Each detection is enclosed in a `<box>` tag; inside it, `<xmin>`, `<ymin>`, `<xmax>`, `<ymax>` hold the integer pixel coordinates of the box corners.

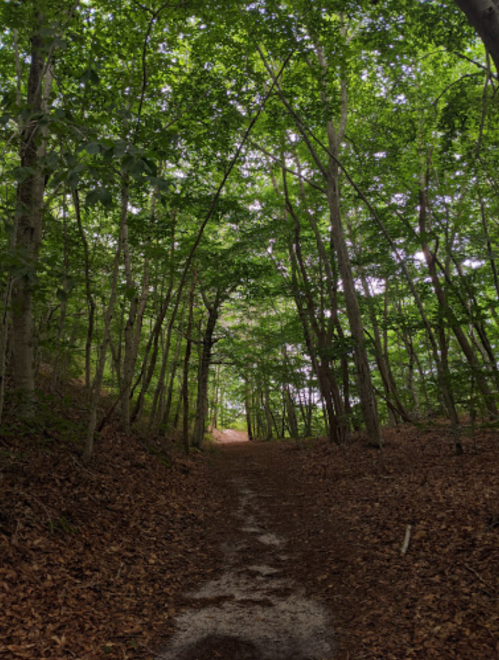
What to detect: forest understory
<box><xmin>1</xmin><ymin>378</ymin><xmax>499</xmax><ymax>660</ymax></box>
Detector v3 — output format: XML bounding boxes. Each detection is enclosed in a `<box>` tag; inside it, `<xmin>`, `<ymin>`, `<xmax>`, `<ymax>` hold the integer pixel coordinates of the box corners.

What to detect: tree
<box><xmin>2</xmin><ymin>0</ymin><xmax>499</xmax><ymax>457</ymax></box>
<box><xmin>454</xmin><ymin>0</ymin><xmax>499</xmax><ymax>72</ymax></box>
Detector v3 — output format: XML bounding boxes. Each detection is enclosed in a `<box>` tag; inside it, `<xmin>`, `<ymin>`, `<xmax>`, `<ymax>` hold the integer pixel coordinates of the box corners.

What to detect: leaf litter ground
<box><xmin>1</xmin><ymin>401</ymin><xmax>499</xmax><ymax>659</ymax></box>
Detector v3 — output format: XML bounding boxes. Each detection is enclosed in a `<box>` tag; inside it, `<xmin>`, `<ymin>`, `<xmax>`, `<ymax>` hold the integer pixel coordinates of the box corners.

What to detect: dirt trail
<box><xmin>211</xmin><ymin>428</ymin><xmax>249</xmax><ymax>444</ymax></box>
<box><xmin>156</xmin><ymin>442</ymin><xmax>335</xmax><ymax>660</ymax></box>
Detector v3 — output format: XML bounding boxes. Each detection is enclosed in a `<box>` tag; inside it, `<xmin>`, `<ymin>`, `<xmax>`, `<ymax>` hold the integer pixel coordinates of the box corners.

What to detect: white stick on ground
<box><xmin>401</xmin><ymin>524</ymin><xmax>412</xmax><ymax>556</ymax></box>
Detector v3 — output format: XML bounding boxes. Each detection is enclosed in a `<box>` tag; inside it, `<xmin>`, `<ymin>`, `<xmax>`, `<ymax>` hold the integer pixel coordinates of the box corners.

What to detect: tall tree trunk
<box><xmin>405</xmin><ymin>334</ymin><xmax>421</xmax><ymax>414</ymax></box>
<box><xmin>350</xmin><ymin>227</ymin><xmax>409</xmax><ymax>423</ymax></box>
<box><xmin>0</xmin><ymin>31</ymin><xmax>24</xmax><ymax>423</ymax></box>
<box><xmin>10</xmin><ymin>32</ymin><xmax>51</xmax><ymax>417</ymax></box>
<box><xmin>282</xmin><ymin>166</ymin><xmax>348</xmax><ymax>440</ymax></box>
<box><xmin>286</xmin><ymin>219</ymin><xmax>344</xmax><ymax>443</ymax></box>
<box><xmin>480</xmin><ymin>196</ymin><xmax>499</xmax><ymax>300</ymax></box>
<box><xmin>325</xmin><ymin>157</ymin><xmax>383</xmax><ymax>446</ymax></box>
<box><xmin>316</xmin><ymin>42</ymin><xmax>383</xmax><ymax>447</ymax></box>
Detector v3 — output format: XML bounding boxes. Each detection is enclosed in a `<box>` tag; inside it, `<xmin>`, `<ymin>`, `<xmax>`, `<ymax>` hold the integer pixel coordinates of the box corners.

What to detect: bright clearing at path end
<box><xmin>212</xmin><ymin>429</ymin><xmax>249</xmax><ymax>444</ymax></box>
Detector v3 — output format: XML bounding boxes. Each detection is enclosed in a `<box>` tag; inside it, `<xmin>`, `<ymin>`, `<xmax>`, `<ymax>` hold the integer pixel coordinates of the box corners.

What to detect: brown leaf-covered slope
<box><xmin>275</xmin><ymin>429</ymin><xmax>499</xmax><ymax>659</ymax></box>
<box><xmin>0</xmin><ymin>384</ymin><xmax>224</xmax><ymax>660</ymax></box>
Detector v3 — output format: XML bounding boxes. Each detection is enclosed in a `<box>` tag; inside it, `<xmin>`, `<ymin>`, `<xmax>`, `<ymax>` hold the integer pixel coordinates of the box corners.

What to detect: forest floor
<box><xmin>2</xmin><ymin>395</ymin><xmax>499</xmax><ymax>659</ymax></box>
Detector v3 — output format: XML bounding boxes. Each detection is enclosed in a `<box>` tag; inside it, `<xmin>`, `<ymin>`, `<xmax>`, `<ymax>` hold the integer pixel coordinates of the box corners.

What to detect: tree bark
<box><xmin>157</xmin><ymin>308</ymin><xmax>185</xmax><ymax>431</ymax></box>
<box><xmin>418</xmin><ymin>175</ymin><xmax>497</xmax><ymax>418</ymax></box>
<box><xmin>191</xmin><ymin>294</ymin><xmax>220</xmax><ymax>449</ymax></box>
<box><xmin>325</xmin><ymin>155</ymin><xmax>383</xmax><ymax>447</ymax></box>
<box><xmin>181</xmin><ymin>276</ymin><xmax>196</xmax><ymax>454</ymax></box>
<box><xmin>10</xmin><ymin>30</ymin><xmax>51</xmax><ymax>417</ymax></box>
<box><xmin>453</xmin><ymin>0</ymin><xmax>499</xmax><ymax>73</ymax></box>
<box><xmin>73</xmin><ymin>189</ymin><xmax>95</xmax><ymax>392</ymax></box>
<box><xmin>51</xmin><ymin>196</ymin><xmax>70</xmax><ymax>388</ymax></box>
<box><xmin>245</xmin><ymin>380</ymin><xmax>254</xmax><ymax>441</ymax></box>
<box><xmin>83</xmin><ymin>235</ymin><xmax>124</xmax><ymax>464</ymax></box>
<box><xmin>317</xmin><ymin>42</ymin><xmax>383</xmax><ymax>447</ymax></box>
<box><xmin>264</xmin><ymin>385</ymin><xmax>273</xmax><ymax>440</ymax></box>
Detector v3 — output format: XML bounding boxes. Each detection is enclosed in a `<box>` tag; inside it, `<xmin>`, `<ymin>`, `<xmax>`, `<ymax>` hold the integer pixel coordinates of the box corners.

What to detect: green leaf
<box><xmin>11</xmin><ymin>166</ymin><xmax>35</xmax><ymax>183</ymax></box>
<box><xmin>121</xmin><ymin>154</ymin><xmax>136</xmax><ymax>171</ymax></box>
<box><xmin>83</xmin><ymin>141</ymin><xmax>101</xmax><ymax>156</ymax></box>
<box><xmin>43</xmin><ymin>152</ymin><xmax>60</xmax><ymax>172</ymax></box>
<box><xmin>85</xmin><ymin>187</ymin><xmax>112</xmax><ymax>208</ymax></box>
<box><xmin>80</xmin><ymin>68</ymin><xmax>100</xmax><ymax>86</ymax></box>
<box><xmin>148</xmin><ymin>176</ymin><xmax>170</xmax><ymax>192</ymax></box>
<box><xmin>66</xmin><ymin>165</ymin><xmax>85</xmax><ymax>189</ymax></box>
<box><xmin>113</xmin><ymin>141</ymin><xmax>127</xmax><ymax>159</ymax></box>
<box><xmin>124</xmin><ymin>285</ymin><xmax>136</xmax><ymax>301</ymax></box>
<box><xmin>56</xmin><ymin>288</ymin><xmax>68</xmax><ymax>303</ymax></box>
<box><xmin>142</xmin><ymin>157</ymin><xmax>157</xmax><ymax>176</ymax></box>
<box><xmin>54</xmin><ymin>37</ymin><xmax>67</xmax><ymax>50</ymax></box>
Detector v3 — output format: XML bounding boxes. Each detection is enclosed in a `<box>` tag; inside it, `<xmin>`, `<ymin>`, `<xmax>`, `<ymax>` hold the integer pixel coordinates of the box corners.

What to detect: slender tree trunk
<box><xmin>220</xmin><ymin>381</ymin><xmax>226</xmax><ymax>429</ymax></box>
<box><xmin>181</xmin><ymin>277</ymin><xmax>196</xmax><ymax>455</ymax></box>
<box><xmin>418</xmin><ymin>179</ymin><xmax>497</xmax><ymax>418</ymax></box>
<box><xmin>157</xmin><ymin>310</ymin><xmax>185</xmax><ymax>431</ymax></box>
<box><xmin>480</xmin><ymin>197</ymin><xmax>499</xmax><ymax>299</ymax></box>
<box><xmin>82</xmin><ymin>201</ymin><xmax>126</xmax><ymax>464</ymax></box>
<box><xmin>351</xmin><ymin>228</ymin><xmax>409</xmax><ymax>423</ymax></box>
<box><xmin>325</xmin><ymin>155</ymin><xmax>383</xmax><ymax>446</ymax></box>
<box><xmin>73</xmin><ymin>189</ymin><xmax>96</xmax><ymax>392</ymax></box>
<box><xmin>192</xmin><ymin>296</ymin><xmax>220</xmax><ymax>449</ymax></box>
<box><xmin>286</xmin><ymin>385</ymin><xmax>299</xmax><ymax>438</ymax></box>
<box><xmin>120</xmin><ymin>181</ymin><xmax>152</xmax><ymax>431</ymax></box>
<box><xmin>245</xmin><ymin>380</ymin><xmax>254</xmax><ymax>441</ymax></box>
<box><xmin>172</xmin><ymin>375</ymin><xmax>183</xmax><ymax>431</ymax></box>
<box><xmin>0</xmin><ymin>278</ymin><xmax>13</xmax><ymax>424</ymax></box>
<box><xmin>317</xmin><ymin>43</ymin><xmax>383</xmax><ymax>446</ymax></box>
<box><xmin>51</xmin><ymin>196</ymin><xmax>70</xmax><ymax>388</ymax></box>
<box><xmin>282</xmin><ymin>167</ymin><xmax>347</xmax><ymax>440</ymax></box>
<box><xmin>211</xmin><ymin>364</ymin><xmax>221</xmax><ymax>430</ymax></box>
<box><xmin>132</xmin><ymin>280</ymin><xmax>174</xmax><ymax>424</ymax></box>
<box><xmin>405</xmin><ymin>335</ymin><xmax>420</xmax><ymax>414</ymax></box>
<box><xmin>287</xmin><ymin>228</ymin><xmax>344</xmax><ymax>443</ymax></box>
<box><xmin>264</xmin><ymin>385</ymin><xmax>273</xmax><ymax>440</ymax></box>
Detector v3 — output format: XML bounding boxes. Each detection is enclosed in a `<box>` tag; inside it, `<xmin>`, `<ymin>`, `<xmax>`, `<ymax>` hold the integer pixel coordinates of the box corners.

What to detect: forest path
<box><xmin>211</xmin><ymin>427</ymin><xmax>249</xmax><ymax>444</ymax></box>
<box><xmin>156</xmin><ymin>442</ymin><xmax>335</xmax><ymax>660</ymax></box>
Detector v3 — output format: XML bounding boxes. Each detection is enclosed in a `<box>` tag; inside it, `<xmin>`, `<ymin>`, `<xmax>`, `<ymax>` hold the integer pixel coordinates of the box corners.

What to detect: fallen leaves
<box><xmin>3</xmin><ymin>390</ymin><xmax>499</xmax><ymax>660</ymax></box>
<box><xmin>0</xmin><ymin>418</ymin><xmax>224</xmax><ymax>659</ymax></box>
<box><xmin>277</xmin><ymin>429</ymin><xmax>499</xmax><ymax>659</ymax></box>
